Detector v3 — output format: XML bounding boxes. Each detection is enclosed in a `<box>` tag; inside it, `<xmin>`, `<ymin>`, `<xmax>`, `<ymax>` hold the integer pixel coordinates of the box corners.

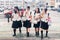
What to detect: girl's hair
<box><xmin>14</xmin><ymin>6</ymin><xmax>19</xmax><ymax>11</ymax></box>
<box><xmin>14</xmin><ymin>6</ymin><xmax>19</xmax><ymax>13</ymax></box>
<box><xmin>35</xmin><ymin>8</ymin><xmax>40</xmax><ymax>13</ymax></box>
<box><xmin>45</xmin><ymin>8</ymin><xmax>47</xmax><ymax>13</ymax></box>
<box><xmin>27</xmin><ymin>6</ymin><xmax>30</xmax><ymax>10</ymax></box>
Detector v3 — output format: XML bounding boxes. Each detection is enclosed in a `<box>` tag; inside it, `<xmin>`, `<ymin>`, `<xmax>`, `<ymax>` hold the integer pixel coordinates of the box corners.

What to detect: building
<box><xmin>45</xmin><ymin>0</ymin><xmax>55</xmax><ymax>7</ymax></box>
<box><xmin>0</xmin><ymin>0</ymin><xmax>23</xmax><ymax>9</ymax></box>
<box><xmin>0</xmin><ymin>0</ymin><xmax>59</xmax><ymax>9</ymax></box>
<box><xmin>55</xmin><ymin>0</ymin><xmax>60</xmax><ymax>8</ymax></box>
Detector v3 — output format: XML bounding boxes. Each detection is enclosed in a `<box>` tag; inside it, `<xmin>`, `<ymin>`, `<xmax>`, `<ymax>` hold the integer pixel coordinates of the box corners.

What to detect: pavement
<box><xmin>0</xmin><ymin>10</ymin><xmax>60</xmax><ymax>40</ymax></box>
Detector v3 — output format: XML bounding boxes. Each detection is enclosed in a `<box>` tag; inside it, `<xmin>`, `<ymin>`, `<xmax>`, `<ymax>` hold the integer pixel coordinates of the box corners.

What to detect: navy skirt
<box><xmin>23</xmin><ymin>20</ymin><xmax>31</xmax><ymax>28</ymax></box>
<box><xmin>12</xmin><ymin>20</ymin><xmax>22</xmax><ymax>28</ymax></box>
<box><xmin>34</xmin><ymin>21</ymin><xmax>40</xmax><ymax>28</ymax></box>
<box><xmin>17</xmin><ymin>20</ymin><xmax>22</xmax><ymax>28</ymax></box>
<box><xmin>40</xmin><ymin>21</ymin><xmax>49</xmax><ymax>30</ymax></box>
<box><xmin>12</xmin><ymin>21</ymin><xmax>18</xmax><ymax>28</ymax></box>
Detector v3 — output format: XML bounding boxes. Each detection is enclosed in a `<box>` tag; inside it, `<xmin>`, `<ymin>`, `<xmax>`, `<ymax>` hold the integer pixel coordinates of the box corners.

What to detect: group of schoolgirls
<box><xmin>12</xmin><ymin>6</ymin><xmax>50</xmax><ymax>39</ymax></box>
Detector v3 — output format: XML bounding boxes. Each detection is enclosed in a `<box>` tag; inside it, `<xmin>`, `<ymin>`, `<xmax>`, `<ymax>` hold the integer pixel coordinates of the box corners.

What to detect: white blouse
<box><xmin>12</xmin><ymin>13</ymin><xmax>21</xmax><ymax>21</ymax></box>
<box><xmin>23</xmin><ymin>10</ymin><xmax>31</xmax><ymax>20</ymax></box>
<box><xmin>34</xmin><ymin>13</ymin><xmax>40</xmax><ymax>19</ymax></box>
<box><xmin>33</xmin><ymin>13</ymin><xmax>40</xmax><ymax>24</ymax></box>
<box><xmin>41</xmin><ymin>13</ymin><xmax>48</xmax><ymax>22</ymax></box>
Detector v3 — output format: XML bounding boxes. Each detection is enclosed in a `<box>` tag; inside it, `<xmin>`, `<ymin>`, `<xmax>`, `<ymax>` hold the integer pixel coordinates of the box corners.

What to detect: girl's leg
<box><xmin>35</xmin><ymin>28</ymin><xmax>39</xmax><ymax>37</ymax></box>
<box><xmin>19</xmin><ymin>27</ymin><xmax>21</xmax><ymax>33</ymax></box>
<box><xmin>41</xmin><ymin>29</ymin><xmax>43</xmax><ymax>39</ymax></box>
<box><xmin>13</xmin><ymin>28</ymin><xmax>16</xmax><ymax>36</ymax></box>
<box><xmin>45</xmin><ymin>30</ymin><xmax>48</xmax><ymax>37</ymax></box>
<box><xmin>26</xmin><ymin>28</ymin><xmax>30</xmax><ymax>37</ymax></box>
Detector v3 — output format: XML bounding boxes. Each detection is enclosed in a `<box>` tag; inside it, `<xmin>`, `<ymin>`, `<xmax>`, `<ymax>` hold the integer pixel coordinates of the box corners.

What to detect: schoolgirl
<box><xmin>12</xmin><ymin>6</ymin><xmax>22</xmax><ymax>36</ymax></box>
<box><xmin>40</xmin><ymin>8</ymin><xmax>49</xmax><ymax>39</ymax></box>
<box><xmin>23</xmin><ymin>6</ymin><xmax>32</xmax><ymax>37</ymax></box>
<box><xmin>33</xmin><ymin>8</ymin><xmax>40</xmax><ymax>37</ymax></box>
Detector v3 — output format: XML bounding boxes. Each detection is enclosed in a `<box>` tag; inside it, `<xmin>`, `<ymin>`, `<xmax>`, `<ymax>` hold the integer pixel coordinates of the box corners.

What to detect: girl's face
<box><xmin>28</xmin><ymin>8</ymin><xmax>30</xmax><ymax>10</ymax></box>
<box><xmin>35</xmin><ymin>8</ymin><xmax>38</xmax><ymax>13</ymax></box>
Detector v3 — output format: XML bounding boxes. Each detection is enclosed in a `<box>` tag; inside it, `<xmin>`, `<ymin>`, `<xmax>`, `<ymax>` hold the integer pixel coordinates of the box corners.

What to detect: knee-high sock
<box><xmin>41</xmin><ymin>30</ymin><xmax>43</xmax><ymax>38</ymax></box>
<box><xmin>46</xmin><ymin>31</ymin><xmax>48</xmax><ymax>37</ymax></box>
<box><xmin>19</xmin><ymin>28</ymin><xmax>21</xmax><ymax>33</ymax></box>
<box><xmin>27</xmin><ymin>32</ymin><xmax>29</xmax><ymax>37</ymax></box>
<box><xmin>13</xmin><ymin>29</ymin><xmax>16</xmax><ymax>35</ymax></box>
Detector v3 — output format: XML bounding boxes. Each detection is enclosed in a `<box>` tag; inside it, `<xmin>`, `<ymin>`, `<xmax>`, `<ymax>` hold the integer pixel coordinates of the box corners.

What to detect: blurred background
<box><xmin>0</xmin><ymin>0</ymin><xmax>60</xmax><ymax>40</ymax></box>
<box><xmin>0</xmin><ymin>0</ymin><xmax>60</xmax><ymax>14</ymax></box>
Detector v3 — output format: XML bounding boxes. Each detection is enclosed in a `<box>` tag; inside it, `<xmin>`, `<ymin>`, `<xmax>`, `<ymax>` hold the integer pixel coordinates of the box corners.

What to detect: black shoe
<box><xmin>36</xmin><ymin>32</ymin><xmax>39</xmax><ymax>37</ymax></box>
<box><xmin>13</xmin><ymin>34</ymin><xmax>16</xmax><ymax>36</ymax></box>
<box><xmin>35</xmin><ymin>32</ymin><xmax>37</xmax><ymax>36</ymax></box>
<box><xmin>45</xmin><ymin>31</ymin><xmax>48</xmax><ymax>37</ymax></box>
<box><xmin>27</xmin><ymin>32</ymin><xmax>29</xmax><ymax>37</ymax></box>
<box><xmin>37</xmin><ymin>32</ymin><xmax>39</xmax><ymax>37</ymax></box>
<box><xmin>45</xmin><ymin>36</ymin><xmax>48</xmax><ymax>37</ymax></box>
<box><xmin>45</xmin><ymin>36</ymin><xmax>49</xmax><ymax>38</ymax></box>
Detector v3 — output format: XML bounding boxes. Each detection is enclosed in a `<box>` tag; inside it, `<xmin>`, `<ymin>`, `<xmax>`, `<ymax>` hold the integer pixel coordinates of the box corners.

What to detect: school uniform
<box><xmin>12</xmin><ymin>13</ymin><xmax>22</xmax><ymax>28</ymax></box>
<box><xmin>23</xmin><ymin>11</ymin><xmax>31</xmax><ymax>28</ymax></box>
<box><xmin>41</xmin><ymin>13</ymin><xmax>49</xmax><ymax>30</ymax></box>
<box><xmin>33</xmin><ymin>13</ymin><xmax>40</xmax><ymax>28</ymax></box>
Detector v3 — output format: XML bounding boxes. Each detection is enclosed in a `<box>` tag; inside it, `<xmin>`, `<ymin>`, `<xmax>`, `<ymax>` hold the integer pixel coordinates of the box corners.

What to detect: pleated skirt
<box><xmin>33</xmin><ymin>21</ymin><xmax>40</xmax><ymax>28</ymax></box>
<box><xmin>23</xmin><ymin>20</ymin><xmax>31</xmax><ymax>28</ymax></box>
<box><xmin>12</xmin><ymin>20</ymin><xmax>22</xmax><ymax>28</ymax></box>
<box><xmin>40</xmin><ymin>21</ymin><xmax>49</xmax><ymax>30</ymax></box>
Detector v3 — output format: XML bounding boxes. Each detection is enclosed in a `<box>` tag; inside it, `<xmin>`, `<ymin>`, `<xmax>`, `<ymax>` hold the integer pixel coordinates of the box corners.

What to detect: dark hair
<box><xmin>48</xmin><ymin>13</ymin><xmax>49</xmax><ymax>16</ymax></box>
<box><xmin>35</xmin><ymin>8</ymin><xmax>40</xmax><ymax>13</ymax></box>
<box><xmin>45</xmin><ymin>8</ymin><xmax>47</xmax><ymax>13</ymax></box>
<box><xmin>27</xmin><ymin>6</ymin><xmax>30</xmax><ymax>10</ymax></box>
<box><xmin>14</xmin><ymin>6</ymin><xmax>19</xmax><ymax>13</ymax></box>
<box><xmin>14</xmin><ymin>6</ymin><xmax>19</xmax><ymax>11</ymax></box>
